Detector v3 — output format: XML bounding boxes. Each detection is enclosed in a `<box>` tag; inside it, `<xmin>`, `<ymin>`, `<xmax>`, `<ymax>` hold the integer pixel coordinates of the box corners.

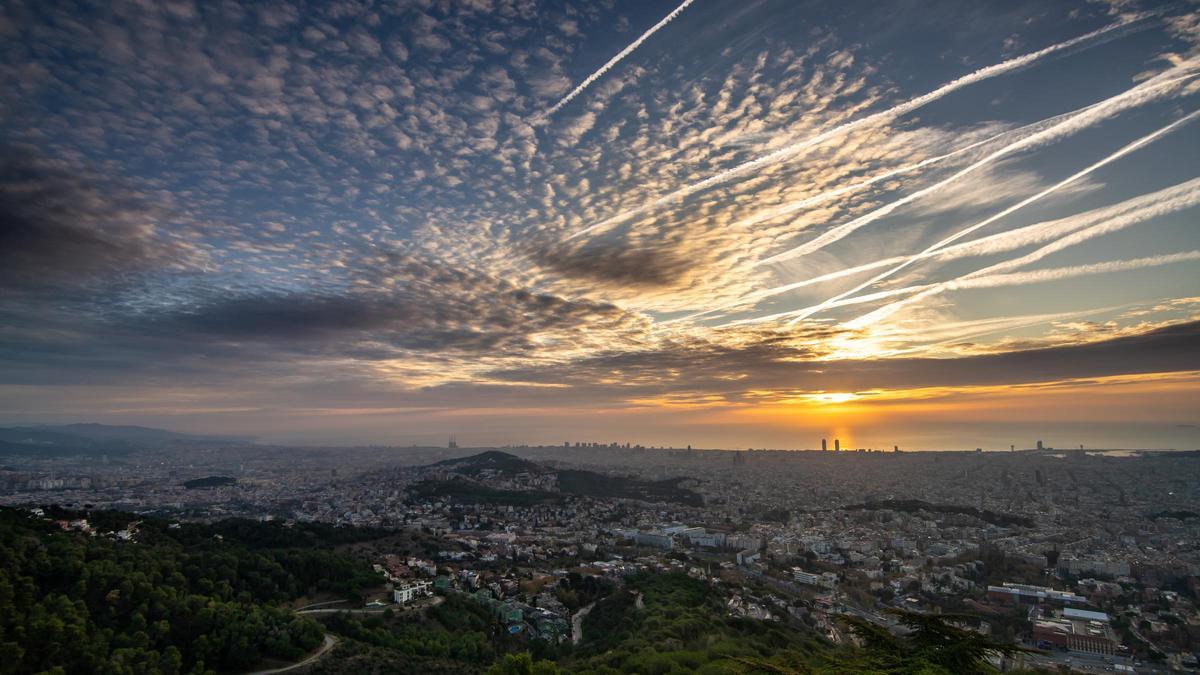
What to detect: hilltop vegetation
<box><xmin>556</xmin><ymin>470</ymin><xmax>703</xmax><ymax>507</ymax></box>
<box><xmin>417</xmin><ymin>451</ymin><xmax>703</xmax><ymax>507</ymax></box>
<box><xmin>1</xmin><ymin>507</ymin><xmax>1046</xmax><ymax>675</ymax></box>
<box><xmin>181</xmin><ymin>476</ymin><xmax>237</xmax><ymax>489</ymax></box>
<box><xmin>411</xmin><ymin>477</ymin><xmax>564</xmax><ymax>506</ymax></box>
<box><xmin>0</xmin><ymin>507</ymin><xmax>384</xmax><ymax>674</ymax></box>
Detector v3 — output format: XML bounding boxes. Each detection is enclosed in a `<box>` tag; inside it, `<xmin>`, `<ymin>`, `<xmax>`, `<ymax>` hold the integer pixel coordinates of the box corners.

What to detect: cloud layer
<box><xmin>0</xmin><ymin>0</ymin><xmax>1198</xmax><ymax>446</ymax></box>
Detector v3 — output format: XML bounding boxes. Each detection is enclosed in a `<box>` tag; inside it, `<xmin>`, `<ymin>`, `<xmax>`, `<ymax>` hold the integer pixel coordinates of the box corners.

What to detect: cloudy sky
<box><xmin>1</xmin><ymin>0</ymin><xmax>1198</xmax><ymax>450</ymax></box>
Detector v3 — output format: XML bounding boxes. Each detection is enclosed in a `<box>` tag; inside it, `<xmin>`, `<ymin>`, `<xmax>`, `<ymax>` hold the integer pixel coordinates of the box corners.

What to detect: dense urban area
<box><xmin>2</xmin><ymin>424</ymin><xmax>1198</xmax><ymax>674</ymax></box>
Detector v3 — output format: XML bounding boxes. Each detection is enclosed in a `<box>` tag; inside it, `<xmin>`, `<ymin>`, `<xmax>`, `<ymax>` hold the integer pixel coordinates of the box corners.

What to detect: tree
<box><xmin>486</xmin><ymin>652</ymin><xmax>560</xmax><ymax>675</ymax></box>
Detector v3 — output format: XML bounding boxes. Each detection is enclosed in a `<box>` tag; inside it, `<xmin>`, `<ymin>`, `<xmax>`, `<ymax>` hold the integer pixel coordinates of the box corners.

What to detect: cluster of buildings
<box><xmin>5</xmin><ymin>441</ymin><xmax>1200</xmax><ymax>671</ymax></box>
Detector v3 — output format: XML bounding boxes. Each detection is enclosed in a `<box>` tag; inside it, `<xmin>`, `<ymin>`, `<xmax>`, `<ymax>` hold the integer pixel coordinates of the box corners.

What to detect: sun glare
<box><xmin>809</xmin><ymin>392</ymin><xmax>859</xmax><ymax>404</ymax></box>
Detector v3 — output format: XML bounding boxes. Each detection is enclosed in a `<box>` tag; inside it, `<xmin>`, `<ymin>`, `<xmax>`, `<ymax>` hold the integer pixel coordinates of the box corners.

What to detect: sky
<box><xmin>1</xmin><ymin>0</ymin><xmax>1198</xmax><ymax>450</ymax></box>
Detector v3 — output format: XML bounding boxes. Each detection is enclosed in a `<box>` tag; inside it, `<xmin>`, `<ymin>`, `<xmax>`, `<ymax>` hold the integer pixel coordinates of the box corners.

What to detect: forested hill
<box><xmin>1</xmin><ymin>506</ymin><xmax>1045</xmax><ymax>675</ymax></box>
<box><xmin>421</xmin><ymin>450</ymin><xmax>704</xmax><ymax>507</ymax></box>
<box><xmin>0</xmin><ymin>507</ymin><xmax>384</xmax><ymax>674</ymax></box>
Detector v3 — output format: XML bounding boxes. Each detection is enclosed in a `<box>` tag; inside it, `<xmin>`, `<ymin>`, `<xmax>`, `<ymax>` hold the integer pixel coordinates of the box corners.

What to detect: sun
<box><xmin>809</xmin><ymin>392</ymin><xmax>859</xmax><ymax>405</ymax></box>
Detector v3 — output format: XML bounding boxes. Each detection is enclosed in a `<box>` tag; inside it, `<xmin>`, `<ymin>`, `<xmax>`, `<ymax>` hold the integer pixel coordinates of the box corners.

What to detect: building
<box><xmin>394</xmin><ymin>580</ymin><xmax>433</xmax><ymax>605</ymax></box>
<box><xmin>792</xmin><ymin>568</ymin><xmax>819</xmax><ymax>585</ymax></box>
<box><xmin>834</xmin><ymin>439</ymin><xmax>840</xmax><ymax>451</ymax></box>
<box><xmin>987</xmin><ymin>583</ymin><xmax>1086</xmax><ymax>607</ymax></box>
<box><xmin>634</xmin><ymin>531</ymin><xmax>673</xmax><ymax>550</ymax></box>
<box><xmin>1059</xmin><ymin>557</ymin><xmax>1130</xmax><ymax>577</ymax></box>
<box><xmin>821</xmin><ymin>438</ymin><xmax>827</xmax><ymax>451</ymax></box>
<box><xmin>1032</xmin><ymin>610</ymin><xmax>1118</xmax><ymax>656</ymax></box>
<box><xmin>727</xmin><ymin>534</ymin><xmax>762</xmax><ymax>551</ymax></box>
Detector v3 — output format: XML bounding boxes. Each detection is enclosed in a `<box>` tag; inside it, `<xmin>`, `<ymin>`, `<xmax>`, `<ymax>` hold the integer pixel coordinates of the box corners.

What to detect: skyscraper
<box><xmin>834</xmin><ymin>439</ymin><xmax>840</xmax><ymax>451</ymax></box>
<box><xmin>821</xmin><ymin>438</ymin><xmax>827</xmax><ymax>451</ymax></box>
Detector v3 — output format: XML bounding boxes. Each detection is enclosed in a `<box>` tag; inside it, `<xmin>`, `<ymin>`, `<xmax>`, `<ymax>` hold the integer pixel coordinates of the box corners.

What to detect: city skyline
<box><xmin>1</xmin><ymin>0</ymin><xmax>1198</xmax><ymax>449</ymax></box>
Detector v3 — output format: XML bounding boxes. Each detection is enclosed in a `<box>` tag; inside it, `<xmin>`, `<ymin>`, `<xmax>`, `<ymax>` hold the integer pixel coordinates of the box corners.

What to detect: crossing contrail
<box><xmin>754</xmin><ymin>67</ymin><xmax>1198</xmax><ymax>266</ymax></box>
<box><xmin>820</xmin><ymin>108</ymin><xmax>1200</xmax><ymax>328</ymax></box>
<box><xmin>669</xmin><ymin>257</ymin><xmax>905</xmax><ymax>324</ymax></box>
<box><xmin>563</xmin><ymin>15</ymin><xmax>1146</xmax><ymax>241</ymax></box>
<box><xmin>719</xmin><ymin>109</ymin><xmax>1200</xmax><ymax>327</ymax></box>
<box><xmin>539</xmin><ymin>0</ymin><xmax>699</xmax><ymax>120</ymax></box>
<box><xmin>696</xmin><ymin>175</ymin><xmax>1200</xmax><ymax>326</ymax></box>
<box><xmin>727</xmin><ymin>115</ymin><xmax>1080</xmax><ymax>232</ymax></box>
<box><xmin>738</xmin><ymin>250</ymin><xmax>1200</xmax><ymax>325</ymax></box>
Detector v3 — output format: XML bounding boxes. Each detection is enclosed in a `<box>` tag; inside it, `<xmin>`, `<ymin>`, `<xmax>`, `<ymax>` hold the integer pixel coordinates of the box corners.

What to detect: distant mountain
<box><xmin>0</xmin><ymin>423</ymin><xmax>253</xmax><ymax>457</ymax></box>
<box><xmin>420</xmin><ymin>450</ymin><xmax>702</xmax><ymax>506</ymax></box>
<box><xmin>49</xmin><ymin>423</ymin><xmax>253</xmax><ymax>445</ymax></box>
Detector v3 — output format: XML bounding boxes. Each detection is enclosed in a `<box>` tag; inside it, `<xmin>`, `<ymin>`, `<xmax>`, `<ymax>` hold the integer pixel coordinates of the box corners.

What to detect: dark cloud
<box><xmin>155</xmin><ymin>278</ymin><xmax>643</xmax><ymax>355</ymax></box>
<box><xmin>0</xmin><ymin>149</ymin><xmax>183</xmax><ymax>293</ymax></box>
<box><xmin>0</xmin><ymin>244</ymin><xmax>653</xmax><ymax>388</ymax></box>
<box><xmin>531</xmin><ymin>238</ymin><xmax>695</xmax><ymax>288</ymax></box>
<box><xmin>487</xmin><ymin>321</ymin><xmax>1200</xmax><ymax>398</ymax></box>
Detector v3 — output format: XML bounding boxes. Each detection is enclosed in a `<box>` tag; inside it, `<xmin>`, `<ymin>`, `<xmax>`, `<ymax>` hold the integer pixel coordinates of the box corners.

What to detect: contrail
<box><xmin>563</xmin><ymin>16</ymin><xmax>1145</xmax><ymax>241</ymax></box>
<box><xmin>876</xmin><ymin>303</ymin><xmax>1149</xmax><ymax>357</ymax></box>
<box><xmin>727</xmin><ymin>113</ymin><xmax>1086</xmax><ymax>232</ymax></box>
<box><xmin>952</xmin><ymin>251</ymin><xmax>1200</xmax><ymax>290</ymax></box>
<box><xmin>716</xmin><ymin>175</ymin><xmax>1200</xmax><ymax>324</ymax></box>
<box><xmin>729</xmin><ymin>109</ymin><xmax>1200</xmax><ymax>326</ymax></box>
<box><xmin>539</xmin><ymin>0</ymin><xmax>698</xmax><ymax>120</ymax></box>
<box><xmin>669</xmin><ymin>256</ymin><xmax>905</xmax><ymax>324</ymax></box>
<box><xmin>740</xmin><ymin>250</ymin><xmax>1200</xmax><ymax>324</ymax></box>
<box><xmin>787</xmin><ymin>107</ymin><xmax>1200</xmax><ymax>327</ymax></box>
<box><xmin>923</xmin><ymin>176</ymin><xmax>1200</xmax><ymax>262</ymax></box>
<box><xmin>755</xmin><ymin>67</ymin><xmax>1198</xmax><ymax>266</ymax></box>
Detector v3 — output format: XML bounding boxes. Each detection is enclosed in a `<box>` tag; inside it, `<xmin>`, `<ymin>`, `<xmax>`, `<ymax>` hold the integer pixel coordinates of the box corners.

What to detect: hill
<box><xmin>420</xmin><ymin>451</ymin><xmax>703</xmax><ymax>506</ymax></box>
<box><xmin>411</xmin><ymin>477</ymin><xmax>563</xmax><ymax>506</ymax></box>
<box><xmin>0</xmin><ymin>506</ymin><xmax>386</xmax><ymax>674</ymax></box>
<box><xmin>182</xmin><ymin>475</ymin><xmax>237</xmax><ymax>489</ymax></box>
<box><xmin>431</xmin><ymin>450</ymin><xmax>543</xmax><ymax>476</ymax></box>
<box><xmin>0</xmin><ymin>423</ymin><xmax>252</xmax><ymax>457</ymax></box>
<box><xmin>49</xmin><ymin>422</ymin><xmax>253</xmax><ymax>445</ymax></box>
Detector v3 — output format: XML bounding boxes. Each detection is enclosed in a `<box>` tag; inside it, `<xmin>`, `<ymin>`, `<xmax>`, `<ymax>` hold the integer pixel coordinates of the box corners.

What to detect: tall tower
<box><xmin>834</xmin><ymin>439</ymin><xmax>840</xmax><ymax>452</ymax></box>
<box><xmin>448</xmin><ymin>434</ymin><xmax>458</xmax><ymax>449</ymax></box>
<box><xmin>1036</xmin><ymin>440</ymin><xmax>1043</xmax><ymax>451</ymax></box>
<box><xmin>821</xmin><ymin>438</ymin><xmax>827</xmax><ymax>452</ymax></box>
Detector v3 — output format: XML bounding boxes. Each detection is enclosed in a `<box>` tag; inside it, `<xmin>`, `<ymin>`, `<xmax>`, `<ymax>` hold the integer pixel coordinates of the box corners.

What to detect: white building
<box><xmin>394</xmin><ymin>581</ymin><xmax>433</xmax><ymax>605</ymax></box>
<box><xmin>792</xmin><ymin>568</ymin><xmax>819</xmax><ymax>585</ymax></box>
<box><xmin>634</xmin><ymin>531</ymin><xmax>673</xmax><ymax>550</ymax></box>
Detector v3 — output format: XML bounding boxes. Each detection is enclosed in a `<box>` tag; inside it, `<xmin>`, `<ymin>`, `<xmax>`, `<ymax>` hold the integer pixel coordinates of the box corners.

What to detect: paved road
<box><xmin>297</xmin><ymin>596</ymin><xmax>444</xmax><ymax>616</ymax></box>
<box><xmin>297</xmin><ymin>607</ymin><xmax>390</xmax><ymax>615</ymax></box>
<box><xmin>245</xmin><ymin>634</ymin><xmax>337</xmax><ymax>675</ymax></box>
<box><xmin>293</xmin><ymin>600</ymin><xmax>349</xmax><ymax>612</ymax></box>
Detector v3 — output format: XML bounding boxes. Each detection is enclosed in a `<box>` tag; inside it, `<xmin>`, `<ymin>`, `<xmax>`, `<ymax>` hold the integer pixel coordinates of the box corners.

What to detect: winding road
<box><xmin>245</xmin><ymin>634</ymin><xmax>337</xmax><ymax>675</ymax></box>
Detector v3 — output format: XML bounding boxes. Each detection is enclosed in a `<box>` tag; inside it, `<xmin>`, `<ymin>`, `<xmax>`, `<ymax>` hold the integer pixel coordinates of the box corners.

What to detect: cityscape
<box><xmin>2</xmin><ymin>0</ymin><xmax>1200</xmax><ymax>673</ymax></box>
<box><xmin>2</xmin><ymin>426</ymin><xmax>1199</xmax><ymax>672</ymax></box>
